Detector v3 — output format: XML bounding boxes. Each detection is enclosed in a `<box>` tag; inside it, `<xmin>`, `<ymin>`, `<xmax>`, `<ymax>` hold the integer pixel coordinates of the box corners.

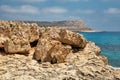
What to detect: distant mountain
<box><xmin>25</xmin><ymin>20</ymin><xmax>93</xmax><ymax>32</ymax></box>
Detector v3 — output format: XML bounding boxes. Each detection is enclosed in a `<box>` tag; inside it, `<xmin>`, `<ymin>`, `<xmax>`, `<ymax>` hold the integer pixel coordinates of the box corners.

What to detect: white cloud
<box><xmin>102</xmin><ymin>0</ymin><xmax>119</xmax><ymax>1</ymax></box>
<box><xmin>75</xmin><ymin>9</ymin><xmax>95</xmax><ymax>14</ymax></box>
<box><xmin>58</xmin><ymin>0</ymin><xmax>80</xmax><ymax>2</ymax></box>
<box><xmin>0</xmin><ymin>5</ymin><xmax>68</xmax><ymax>15</ymax></box>
<box><xmin>102</xmin><ymin>0</ymin><xmax>109</xmax><ymax>1</ymax></box>
<box><xmin>42</xmin><ymin>7</ymin><xmax>67</xmax><ymax>14</ymax></box>
<box><xmin>55</xmin><ymin>0</ymin><xmax>89</xmax><ymax>2</ymax></box>
<box><xmin>0</xmin><ymin>5</ymin><xmax>39</xmax><ymax>14</ymax></box>
<box><xmin>12</xmin><ymin>0</ymin><xmax>90</xmax><ymax>3</ymax></box>
<box><xmin>13</xmin><ymin>0</ymin><xmax>46</xmax><ymax>3</ymax></box>
<box><xmin>104</xmin><ymin>8</ymin><xmax>120</xmax><ymax>14</ymax></box>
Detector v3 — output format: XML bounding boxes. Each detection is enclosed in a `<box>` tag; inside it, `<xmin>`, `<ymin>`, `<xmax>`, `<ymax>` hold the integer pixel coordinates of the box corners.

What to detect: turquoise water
<box><xmin>80</xmin><ymin>32</ymin><xmax>120</xmax><ymax>67</ymax></box>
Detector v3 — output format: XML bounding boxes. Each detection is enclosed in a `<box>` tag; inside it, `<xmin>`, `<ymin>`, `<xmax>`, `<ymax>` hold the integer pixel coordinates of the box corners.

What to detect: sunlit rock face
<box><xmin>0</xmin><ymin>20</ymin><xmax>39</xmax><ymax>49</ymax></box>
<box><xmin>34</xmin><ymin>27</ymin><xmax>87</xmax><ymax>63</ymax></box>
<box><xmin>0</xmin><ymin>20</ymin><xmax>120</xmax><ymax>80</ymax></box>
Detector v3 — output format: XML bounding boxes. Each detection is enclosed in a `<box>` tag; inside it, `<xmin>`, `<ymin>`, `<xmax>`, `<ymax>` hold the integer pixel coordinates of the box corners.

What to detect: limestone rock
<box><xmin>41</xmin><ymin>27</ymin><xmax>87</xmax><ymax>48</ymax></box>
<box><xmin>99</xmin><ymin>55</ymin><xmax>108</xmax><ymax>65</ymax></box>
<box><xmin>29</xmin><ymin>23</ymin><xmax>40</xmax><ymax>42</ymax></box>
<box><xmin>0</xmin><ymin>34</ymin><xmax>9</xmax><ymax>48</ymax></box>
<box><xmin>0</xmin><ymin>20</ymin><xmax>120</xmax><ymax>80</ymax></box>
<box><xmin>4</xmin><ymin>36</ymin><xmax>31</xmax><ymax>54</ymax></box>
<box><xmin>14</xmin><ymin>75</ymin><xmax>36</xmax><ymax>80</ymax></box>
<box><xmin>0</xmin><ymin>20</ymin><xmax>40</xmax><ymax>43</ymax></box>
<box><xmin>65</xmin><ymin>52</ymin><xmax>120</xmax><ymax>80</ymax></box>
<box><xmin>83</xmin><ymin>42</ymin><xmax>101</xmax><ymax>55</ymax></box>
<box><xmin>8</xmin><ymin>21</ymin><xmax>40</xmax><ymax>43</ymax></box>
<box><xmin>0</xmin><ymin>20</ymin><xmax>10</xmax><ymax>35</ymax></box>
<box><xmin>78</xmin><ymin>42</ymin><xmax>108</xmax><ymax>65</ymax></box>
<box><xmin>34</xmin><ymin>38</ymin><xmax>71</xmax><ymax>63</ymax></box>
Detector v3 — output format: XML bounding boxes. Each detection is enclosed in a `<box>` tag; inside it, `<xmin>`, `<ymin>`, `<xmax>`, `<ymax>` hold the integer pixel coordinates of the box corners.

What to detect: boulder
<box><xmin>4</xmin><ymin>36</ymin><xmax>31</xmax><ymax>54</ymax></box>
<box><xmin>33</xmin><ymin>38</ymin><xmax>71</xmax><ymax>63</ymax></box>
<box><xmin>0</xmin><ymin>34</ymin><xmax>9</xmax><ymax>48</ymax></box>
<box><xmin>99</xmin><ymin>55</ymin><xmax>108</xmax><ymax>65</ymax></box>
<box><xmin>41</xmin><ymin>27</ymin><xmax>87</xmax><ymax>48</ymax></box>
<box><xmin>77</xmin><ymin>42</ymin><xmax>108</xmax><ymax>65</ymax></box>
<box><xmin>8</xmin><ymin>21</ymin><xmax>40</xmax><ymax>43</ymax></box>
<box><xmin>83</xmin><ymin>42</ymin><xmax>101</xmax><ymax>55</ymax></box>
<box><xmin>0</xmin><ymin>20</ymin><xmax>11</xmax><ymax>35</ymax></box>
<box><xmin>0</xmin><ymin>21</ymin><xmax>11</xmax><ymax>48</ymax></box>
<box><xmin>29</xmin><ymin>23</ymin><xmax>40</xmax><ymax>42</ymax></box>
<box><xmin>0</xmin><ymin>20</ymin><xmax>40</xmax><ymax>43</ymax></box>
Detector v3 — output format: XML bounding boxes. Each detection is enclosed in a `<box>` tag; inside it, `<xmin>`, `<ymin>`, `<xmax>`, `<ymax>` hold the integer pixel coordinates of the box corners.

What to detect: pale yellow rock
<box><xmin>4</xmin><ymin>36</ymin><xmax>31</xmax><ymax>54</ymax></box>
<box><xmin>0</xmin><ymin>20</ymin><xmax>120</xmax><ymax>80</ymax></box>
<box><xmin>0</xmin><ymin>34</ymin><xmax>9</xmax><ymax>48</ymax></box>
<box><xmin>41</xmin><ymin>27</ymin><xmax>87</xmax><ymax>48</ymax></box>
<box><xmin>34</xmin><ymin>38</ymin><xmax>71</xmax><ymax>63</ymax></box>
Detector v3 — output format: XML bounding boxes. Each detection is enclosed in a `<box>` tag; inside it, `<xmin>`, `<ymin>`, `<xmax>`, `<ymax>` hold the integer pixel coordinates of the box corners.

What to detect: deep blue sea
<box><xmin>80</xmin><ymin>32</ymin><xmax>120</xmax><ymax>67</ymax></box>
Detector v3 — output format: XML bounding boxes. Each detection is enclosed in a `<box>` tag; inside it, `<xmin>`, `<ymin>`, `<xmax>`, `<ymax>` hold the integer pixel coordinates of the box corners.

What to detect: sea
<box><xmin>79</xmin><ymin>32</ymin><xmax>120</xmax><ymax>68</ymax></box>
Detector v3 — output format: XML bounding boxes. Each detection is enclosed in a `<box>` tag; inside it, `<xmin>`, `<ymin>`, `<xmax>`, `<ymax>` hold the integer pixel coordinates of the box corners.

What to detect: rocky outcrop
<box><xmin>82</xmin><ymin>42</ymin><xmax>101</xmax><ymax>55</ymax></box>
<box><xmin>0</xmin><ymin>20</ymin><xmax>120</xmax><ymax>80</ymax></box>
<box><xmin>34</xmin><ymin>39</ymin><xmax>72</xmax><ymax>63</ymax></box>
<box><xmin>41</xmin><ymin>27</ymin><xmax>87</xmax><ymax>47</ymax></box>
<box><xmin>0</xmin><ymin>34</ymin><xmax>9</xmax><ymax>48</ymax></box>
<box><xmin>0</xmin><ymin>20</ymin><xmax>40</xmax><ymax>54</ymax></box>
<box><xmin>34</xmin><ymin>27</ymin><xmax>87</xmax><ymax>63</ymax></box>
<box><xmin>4</xmin><ymin>36</ymin><xmax>31</xmax><ymax>54</ymax></box>
<box><xmin>26</xmin><ymin>20</ymin><xmax>93</xmax><ymax>32</ymax></box>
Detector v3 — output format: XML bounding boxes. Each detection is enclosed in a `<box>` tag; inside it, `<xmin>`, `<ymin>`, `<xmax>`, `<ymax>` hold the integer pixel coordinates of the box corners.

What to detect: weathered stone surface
<box><xmin>9</xmin><ymin>21</ymin><xmax>40</xmax><ymax>43</ymax></box>
<box><xmin>0</xmin><ymin>20</ymin><xmax>120</xmax><ymax>80</ymax></box>
<box><xmin>77</xmin><ymin>42</ymin><xmax>108</xmax><ymax>65</ymax></box>
<box><xmin>41</xmin><ymin>27</ymin><xmax>87</xmax><ymax>48</ymax></box>
<box><xmin>0</xmin><ymin>43</ymin><xmax>119</xmax><ymax>80</ymax></box>
<box><xmin>0</xmin><ymin>20</ymin><xmax>40</xmax><ymax>54</ymax></box>
<box><xmin>99</xmin><ymin>55</ymin><xmax>108</xmax><ymax>65</ymax></box>
<box><xmin>34</xmin><ymin>38</ymin><xmax>71</xmax><ymax>63</ymax></box>
<box><xmin>65</xmin><ymin>51</ymin><xmax>120</xmax><ymax>80</ymax></box>
<box><xmin>29</xmin><ymin>23</ymin><xmax>40</xmax><ymax>42</ymax></box>
<box><xmin>0</xmin><ymin>20</ymin><xmax>40</xmax><ymax>43</ymax></box>
<box><xmin>82</xmin><ymin>42</ymin><xmax>101</xmax><ymax>55</ymax></box>
<box><xmin>0</xmin><ymin>34</ymin><xmax>9</xmax><ymax>48</ymax></box>
<box><xmin>4</xmin><ymin>36</ymin><xmax>31</xmax><ymax>54</ymax></box>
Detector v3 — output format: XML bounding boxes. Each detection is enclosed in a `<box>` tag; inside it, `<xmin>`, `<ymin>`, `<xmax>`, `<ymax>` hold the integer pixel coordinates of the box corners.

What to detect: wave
<box><xmin>110</xmin><ymin>66</ymin><xmax>120</xmax><ymax>70</ymax></box>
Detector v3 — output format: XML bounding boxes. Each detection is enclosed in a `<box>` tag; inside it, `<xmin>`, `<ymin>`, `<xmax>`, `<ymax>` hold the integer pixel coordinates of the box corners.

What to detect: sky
<box><xmin>0</xmin><ymin>0</ymin><xmax>120</xmax><ymax>31</ymax></box>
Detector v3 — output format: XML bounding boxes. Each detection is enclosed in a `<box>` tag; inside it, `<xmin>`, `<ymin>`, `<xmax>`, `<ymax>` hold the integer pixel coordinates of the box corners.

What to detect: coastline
<box><xmin>110</xmin><ymin>66</ymin><xmax>120</xmax><ymax>70</ymax></box>
<box><xmin>0</xmin><ymin>20</ymin><xmax>120</xmax><ymax>79</ymax></box>
<box><xmin>80</xmin><ymin>30</ymin><xmax>105</xmax><ymax>32</ymax></box>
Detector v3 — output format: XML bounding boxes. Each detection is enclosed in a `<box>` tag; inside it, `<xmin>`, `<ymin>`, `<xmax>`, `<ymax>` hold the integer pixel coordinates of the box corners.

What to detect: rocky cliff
<box><xmin>0</xmin><ymin>20</ymin><xmax>120</xmax><ymax>80</ymax></box>
<box><xmin>26</xmin><ymin>20</ymin><xmax>93</xmax><ymax>32</ymax></box>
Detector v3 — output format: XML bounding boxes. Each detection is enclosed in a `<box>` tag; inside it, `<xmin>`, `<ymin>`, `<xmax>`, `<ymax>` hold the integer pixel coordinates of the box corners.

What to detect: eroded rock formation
<box><xmin>0</xmin><ymin>20</ymin><xmax>120</xmax><ymax>80</ymax></box>
<box><xmin>40</xmin><ymin>27</ymin><xmax>87</xmax><ymax>48</ymax></box>
<box><xmin>34</xmin><ymin>39</ymin><xmax>72</xmax><ymax>63</ymax></box>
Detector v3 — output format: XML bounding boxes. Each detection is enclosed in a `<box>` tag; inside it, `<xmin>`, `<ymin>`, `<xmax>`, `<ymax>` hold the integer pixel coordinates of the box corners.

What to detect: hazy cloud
<box><xmin>102</xmin><ymin>0</ymin><xmax>120</xmax><ymax>1</ymax></box>
<box><xmin>75</xmin><ymin>9</ymin><xmax>95</xmax><ymax>14</ymax></box>
<box><xmin>0</xmin><ymin>5</ymin><xmax>68</xmax><ymax>15</ymax></box>
<box><xmin>13</xmin><ymin>0</ymin><xmax>46</xmax><ymax>3</ymax></box>
<box><xmin>42</xmin><ymin>7</ymin><xmax>68</xmax><ymax>14</ymax></box>
<box><xmin>12</xmin><ymin>0</ymin><xmax>89</xmax><ymax>3</ymax></box>
<box><xmin>55</xmin><ymin>0</ymin><xmax>89</xmax><ymax>2</ymax></box>
<box><xmin>104</xmin><ymin>8</ymin><xmax>120</xmax><ymax>14</ymax></box>
<box><xmin>0</xmin><ymin>5</ymin><xmax>39</xmax><ymax>14</ymax></box>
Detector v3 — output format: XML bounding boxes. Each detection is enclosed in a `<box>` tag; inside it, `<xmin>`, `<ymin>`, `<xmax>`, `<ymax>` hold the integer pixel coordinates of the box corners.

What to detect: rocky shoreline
<box><xmin>0</xmin><ymin>20</ymin><xmax>120</xmax><ymax>80</ymax></box>
<box><xmin>80</xmin><ymin>30</ymin><xmax>104</xmax><ymax>32</ymax></box>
